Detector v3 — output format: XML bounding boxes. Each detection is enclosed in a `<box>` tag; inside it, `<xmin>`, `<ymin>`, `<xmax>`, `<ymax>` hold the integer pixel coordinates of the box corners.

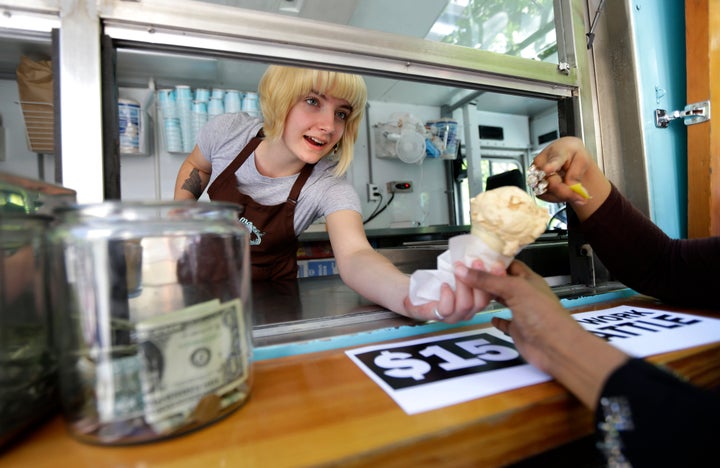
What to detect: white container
<box><xmin>119</xmin><ymin>98</ymin><xmax>141</xmax><ymax>154</ymax></box>
<box><xmin>224</xmin><ymin>90</ymin><xmax>242</xmax><ymax>113</ymax></box>
<box><xmin>208</xmin><ymin>97</ymin><xmax>224</xmax><ymax>117</ymax></box>
<box><xmin>241</xmin><ymin>92</ymin><xmax>259</xmax><ymax>117</ymax></box>
<box><xmin>194</xmin><ymin>88</ymin><xmax>210</xmax><ymax>102</ymax></box>
<box><xmin>426</xmin><ymin>119</ymin><xmax>458</xmax><ymax>159</ymax></box>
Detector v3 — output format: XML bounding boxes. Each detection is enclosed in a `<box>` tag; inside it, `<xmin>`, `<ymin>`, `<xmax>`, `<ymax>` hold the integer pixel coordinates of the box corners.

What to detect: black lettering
<box><xmin>589</xmin><ymin>330</ymin><xmax>633</xmax><ymax>342</ymax></box>
<box><xmin>617</xmin><ymin>322</ymin><xmax>661</xmax><ymax>333</ymax></box>
<box><xmin>576</xmin><ymin>309</ymin><xmax>654</xmax><ymax>326</ymax></box>
<box><xmin>597</xmin><ymin>324</ymin><xmax>642</xmax><ymax>337</ymax></box>
<box><xmin>652</xmin><ymin>313</ymin><xmax>702</xmax><ymax>326</ymax></box>
<box><xmin>635</xmin><ymin>319</ymin><xmax>682</xmax><ymax>330</ymax></box>
<box><xmin>615</xmin><ymin>309</ymin><xmax>657</xmax><ymax>319</ymax></box>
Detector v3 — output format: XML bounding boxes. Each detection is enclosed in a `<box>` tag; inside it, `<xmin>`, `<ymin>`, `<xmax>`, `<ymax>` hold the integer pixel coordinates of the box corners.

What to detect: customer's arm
<box><xmin>533</xmin><ymin>137</ymin><xmax>720</xmax><ymax>308</ymax></box>
<box><xmin>579</xmin><ymin>184</ymin><xmax>720</xmax><ymax>307</ymax></box>
<box><xmin>455</xmin><ymin>260</ymin><xmax>720</xmax><ymax>466</ymax></box>
<box><xmin>594</xmin><ymin>357</ymin><xmax>720</xmax><ymax>467</ymax></box>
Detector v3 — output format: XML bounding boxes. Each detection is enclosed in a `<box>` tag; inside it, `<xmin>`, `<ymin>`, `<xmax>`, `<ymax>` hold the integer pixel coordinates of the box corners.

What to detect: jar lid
<box><xmin>53</xmin><ymin>200</ymin><xmax>245</xmax><ymax>222</ymax></box>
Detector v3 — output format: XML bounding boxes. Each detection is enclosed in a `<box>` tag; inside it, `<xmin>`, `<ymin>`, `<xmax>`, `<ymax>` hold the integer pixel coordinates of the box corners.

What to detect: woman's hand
<box><xmin>402</xmin><ymin>259</ymin><xmax>505</xmax><ymax>324</ymax></box>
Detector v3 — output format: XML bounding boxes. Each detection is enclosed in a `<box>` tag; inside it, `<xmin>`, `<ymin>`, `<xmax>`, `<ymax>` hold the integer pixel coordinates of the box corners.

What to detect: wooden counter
<box><xmin>4</xmin><ymin>296</ymin><xmax>720</xmax><ymax>467</ymax></box>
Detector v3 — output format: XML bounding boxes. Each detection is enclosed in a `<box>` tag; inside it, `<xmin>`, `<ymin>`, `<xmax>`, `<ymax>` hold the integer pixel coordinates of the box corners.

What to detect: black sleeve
<box><xmin>595</xmin><ymin>358</ymin><xmax>720</xmax><ymax>467</ymax></box>
<box><xmin>574</xmin><ymin>185</ymin><xmax>720</xmax><ymax>308</ymax></box>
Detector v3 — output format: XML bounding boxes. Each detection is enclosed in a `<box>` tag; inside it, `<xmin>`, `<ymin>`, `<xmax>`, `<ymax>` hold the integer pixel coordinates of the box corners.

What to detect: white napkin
<box><xmin>409</xmin><ymin>234</ymin><xmax>513</xmax><ymax>305</ymax></box>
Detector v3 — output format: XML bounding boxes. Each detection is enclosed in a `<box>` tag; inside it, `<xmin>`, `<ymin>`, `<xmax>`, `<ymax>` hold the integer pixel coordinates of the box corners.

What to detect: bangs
<box><xmin>308</xmin><ymin>69</ymin><xmax>367</xmax><ymax>116</ymax></box>
<box><xmin>258</xmin><ymin>65</ymin><xmax>367</xmax><ymax>176</ymax></box>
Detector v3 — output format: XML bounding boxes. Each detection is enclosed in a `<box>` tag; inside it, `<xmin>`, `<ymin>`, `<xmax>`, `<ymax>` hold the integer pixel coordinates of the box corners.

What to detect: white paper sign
<box><xmin>572</xmin><ymin>306</ymin><xmax>720</xmax><ymax>356</ymax></box>
<box><xmin>345</xmin><ymin>306</ymin><xmax>720</xmax><ymax>414</ymax></box>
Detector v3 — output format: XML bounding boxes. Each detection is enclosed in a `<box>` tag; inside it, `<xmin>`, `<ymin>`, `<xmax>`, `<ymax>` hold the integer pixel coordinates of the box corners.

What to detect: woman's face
<box><xmin>282</xmin><ymin>90</ymin><xmax>353</xmax><ymax>164</ymax></box>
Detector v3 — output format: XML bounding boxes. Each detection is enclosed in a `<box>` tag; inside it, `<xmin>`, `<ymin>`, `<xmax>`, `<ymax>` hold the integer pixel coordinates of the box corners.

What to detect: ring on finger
<box><xmin>433</xmin><ymin>308</ymin><xmax>445</xmax><ymax>321</ymax></box>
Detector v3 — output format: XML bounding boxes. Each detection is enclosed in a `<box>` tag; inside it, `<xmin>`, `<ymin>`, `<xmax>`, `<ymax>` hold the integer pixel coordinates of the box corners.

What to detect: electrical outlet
<box><xmin>367</xmin><ymin>183</ymin><xmax>381</xmax><ymax>201</ymax></box>
<box><xmin>387</xmin><ymin>180</ymin><xmax>413</xmax><ymax>193</ymax></box>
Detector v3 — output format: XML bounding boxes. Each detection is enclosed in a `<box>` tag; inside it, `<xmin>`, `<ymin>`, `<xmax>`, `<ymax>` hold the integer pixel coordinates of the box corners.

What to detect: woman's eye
<box><xmin>335</xmin><ymin>110</ymin><xmax>348</xmax><ymax>121</ymax></box>
<box><xmin>305</xmin><ymin>97</ymin><xmax>319</xmax><ymax>106</ymax></box>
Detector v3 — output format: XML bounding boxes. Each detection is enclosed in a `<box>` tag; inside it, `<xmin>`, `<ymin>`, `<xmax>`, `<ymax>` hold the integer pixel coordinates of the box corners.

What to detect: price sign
<box><xmin>354</xmin><ymin>332</ymin><xmax>523</xmax><ymax>390</ymax></box>
<box><xmin>346</xmin><ymin>327</ymin><xmax>551</xmax><ymax>414</ymax></box>
<box><xmin>346</xmin><ymin>306</ymin><xmax>720</xmax><ymax>415</ymax></box>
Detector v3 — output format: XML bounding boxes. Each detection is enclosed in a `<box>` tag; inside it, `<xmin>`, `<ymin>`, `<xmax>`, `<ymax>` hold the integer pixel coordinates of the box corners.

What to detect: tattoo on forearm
<box><xmin>181</xmin><ymin>169</ymin><xmax>203</xmax><ymax>199</ymax></box>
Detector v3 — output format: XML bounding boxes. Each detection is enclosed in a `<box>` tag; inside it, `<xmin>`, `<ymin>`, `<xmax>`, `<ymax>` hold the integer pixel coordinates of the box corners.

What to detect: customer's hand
<box><xmin>532</xmin><ymin>137</ymin><xmax>612</xmax><ymax>221</ymax></box>
<box><xmin>454</xmin><ymin>260</ymin><xmax>579</xmax><ymax>373</ymax></box>
<box><xmin>454</xmin><ymin>259</ymin><xmax>629</xmax><ymax>409</ymax></box>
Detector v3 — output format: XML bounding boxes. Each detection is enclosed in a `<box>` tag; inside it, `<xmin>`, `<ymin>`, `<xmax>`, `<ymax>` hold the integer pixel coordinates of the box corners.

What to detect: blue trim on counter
<box><xmin>254</xmin><ymin>288</ymin><xmax>638</xmax><ymax>361</ymax></box>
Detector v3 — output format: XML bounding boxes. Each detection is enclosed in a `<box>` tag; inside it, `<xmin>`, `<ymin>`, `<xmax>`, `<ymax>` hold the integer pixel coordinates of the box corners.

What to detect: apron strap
<box><xmin>210</xmin><ymin>129</ymin><xmax>264</xmax><ymax>192</ymax></box>
<box><xmin>287</xmin><ymin>162</ymin><xmax>315</xmax><ymax>204</ymax></box>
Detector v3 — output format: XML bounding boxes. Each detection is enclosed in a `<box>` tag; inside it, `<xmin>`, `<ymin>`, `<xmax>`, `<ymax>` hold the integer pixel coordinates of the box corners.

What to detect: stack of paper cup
<box><xmin>224</xmin><ymin>90</ymin><xmax>242</xmax><ymax>113</ymax></box>
<box><xmin>208</xmin><ymin>97</ymin><xmax>224</xmax><ymax>117</ymax></box>
<box><xmin>157</xmin><ymin>89</ymin><xmax>183</xmax><ymax>152</ymax></box>
<box><xmin>194</xmin><ymin>88</ymin><xmax>210</xmax><ymax>103</ymax></box>
<box><xmin>158</xmin><ymin>86</ymin><xmax>262</xmax><ymax>152</ymax></box>
<box><xmin>157</xmin><ymin>89</ymin><xmax>176</xmax><ymax>118</ymax></box>
<box><xmin>164</xmin><ymin>119</ymin><xmax>182</xmax><ymax>153</ymax></box>
<box><xmin>241</xmin><ymin>92</ymin><xmax>259</xmax><ymax>117</ymax></box>
<box><xmin>191</xmin><ymin>100</ymin><xmax>208</xmax><ymax>144</ymax></box>
<box><xmin>175</xmin><ymin>85</ymin><xmax>194</xmax><ymax>152</ymax></box>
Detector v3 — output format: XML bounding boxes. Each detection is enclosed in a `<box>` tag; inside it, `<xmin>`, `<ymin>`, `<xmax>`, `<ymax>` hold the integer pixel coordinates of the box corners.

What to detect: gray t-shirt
<box><xmin>197</xmin><ymin>112</ymin><xmax>361</xmax><ymax>235</ymax></box>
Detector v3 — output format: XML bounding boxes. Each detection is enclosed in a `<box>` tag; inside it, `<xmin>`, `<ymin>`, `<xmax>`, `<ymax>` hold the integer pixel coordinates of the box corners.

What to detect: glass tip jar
<box><xmin>47</xmin><ymin>201</ymin><xmax>252</xmax><ymax>445</ymax></box>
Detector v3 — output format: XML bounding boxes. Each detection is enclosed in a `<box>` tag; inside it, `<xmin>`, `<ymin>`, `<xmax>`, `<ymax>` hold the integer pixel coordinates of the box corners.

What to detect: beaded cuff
<box><xmin>596</xmin><ymin>396</ymin><xmax>634</xmax><ymax>468</ymax></box>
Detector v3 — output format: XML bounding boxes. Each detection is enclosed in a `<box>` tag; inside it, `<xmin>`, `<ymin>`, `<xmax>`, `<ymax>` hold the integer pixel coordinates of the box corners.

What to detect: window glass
<box><xmin>427</xmin><ymin>0</ymin><xmax>557</xmax><ymax>62</ymax></box>
<box><xmin>457</xmin><ymin>158</ymin><xmax>523</xmax><ymax>226</ymax></box>
<box><xmin>480</xmin><ymin>158</ymin><xmax>522</xmax><ymax>188</ymax></box>
<box><xmin>197</xmin><ymin>0</ymin><xmax>558</xmax><ymax>62</ymax></box>
<box><xmin>457</xmin><ymin>156</ymin><xmax>562</xmax><ymax>229</ymax></box>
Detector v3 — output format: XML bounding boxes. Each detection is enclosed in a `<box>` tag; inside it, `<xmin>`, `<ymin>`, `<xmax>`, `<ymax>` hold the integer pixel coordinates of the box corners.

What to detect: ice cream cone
<box><xmin>449</xmin><ymin>234</ymin><xmax>513</xmax><ymax>272</ymax></box>
<box><xmin>469</xmin><ymin>186</ymin><xmax>549</xmax><ymax>257</ymax></box>
<box><xmin>408</xmin><ymin>186</ymin><xmax>550</xmax><ymax>306</ymax></box>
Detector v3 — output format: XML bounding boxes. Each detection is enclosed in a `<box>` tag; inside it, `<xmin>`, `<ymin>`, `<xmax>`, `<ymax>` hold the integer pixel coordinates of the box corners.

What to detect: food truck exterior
<box><xmin>1</xmin><ymin>1</ymin><xmax>718</xmax><ymax>465</ymax></box>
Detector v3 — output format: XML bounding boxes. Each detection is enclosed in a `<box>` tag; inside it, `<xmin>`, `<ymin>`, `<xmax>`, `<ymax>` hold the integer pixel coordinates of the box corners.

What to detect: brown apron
<box><xmin>207</xmin><ymin>130</ymin><xmax>315</xmax><ymax>280</ymax></box>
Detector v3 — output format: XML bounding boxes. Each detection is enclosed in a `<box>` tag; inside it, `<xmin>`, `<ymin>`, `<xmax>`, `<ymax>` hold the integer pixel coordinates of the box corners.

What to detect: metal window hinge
<box><xmin>655</xmin><ymin>100</ymin><xmax>711</xmax><ymax>128</ymax></box>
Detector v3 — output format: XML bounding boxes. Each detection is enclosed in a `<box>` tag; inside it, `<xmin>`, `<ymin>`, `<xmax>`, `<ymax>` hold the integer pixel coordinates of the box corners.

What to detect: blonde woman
<box><xmin>175</xmin><ymin>65</ymin><xmax>487</xmax><ymax>322</ymax></box>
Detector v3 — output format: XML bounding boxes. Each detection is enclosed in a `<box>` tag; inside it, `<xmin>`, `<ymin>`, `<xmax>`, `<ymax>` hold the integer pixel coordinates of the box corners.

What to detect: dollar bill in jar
<box><xmin>133</xmin><ymin>298</ymin><xmax>249</xmax><ymax>432</ymax></box>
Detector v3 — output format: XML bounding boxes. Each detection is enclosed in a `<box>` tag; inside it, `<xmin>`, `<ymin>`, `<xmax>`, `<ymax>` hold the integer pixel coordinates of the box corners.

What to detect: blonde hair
<box><xmin>258</xmin><ymin>65</ymin><xmax>367</xmax><ymax>176</ymax></box>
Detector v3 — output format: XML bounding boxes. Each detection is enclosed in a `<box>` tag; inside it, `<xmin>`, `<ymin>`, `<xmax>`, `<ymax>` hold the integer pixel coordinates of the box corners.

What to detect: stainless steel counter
<box><xmin>253</xmin><ymin>230</ymin><xmax>624</xmax><ymax>348</ymax></box>
<box><xmin>251</xmin><ymin>277</ymin><xmax>415</xmax><ymax>347</ymax></box>
<box><xmin>250</xmin><ymin>274</ymin><xmax>628</xmax><ymax>348</ymax></box>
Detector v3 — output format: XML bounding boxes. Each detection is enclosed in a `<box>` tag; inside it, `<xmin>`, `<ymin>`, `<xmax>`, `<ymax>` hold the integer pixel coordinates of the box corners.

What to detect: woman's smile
<box><xmin>304</xmin><ymin>134</ymin><xmax>329</xmax><ymax>149</ymax></box>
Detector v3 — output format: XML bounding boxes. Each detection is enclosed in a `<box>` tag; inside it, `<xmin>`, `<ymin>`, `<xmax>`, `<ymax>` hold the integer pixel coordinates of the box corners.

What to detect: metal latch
<box><xmin>655</xmin><ymin>100</ymin><xmax>711</xmax><ymax>128</ymax></box>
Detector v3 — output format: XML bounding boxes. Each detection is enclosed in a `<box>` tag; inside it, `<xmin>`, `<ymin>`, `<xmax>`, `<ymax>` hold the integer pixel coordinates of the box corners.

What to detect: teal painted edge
<box><xmin>254</xmin><ymin>288</ymin><xmax>638</xmax><ymax>361</ymax></box>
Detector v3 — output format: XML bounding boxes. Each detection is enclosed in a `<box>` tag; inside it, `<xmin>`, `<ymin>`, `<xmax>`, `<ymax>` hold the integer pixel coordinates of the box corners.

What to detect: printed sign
<box><xmin>346</xmin><ymin>306</ymin><xmax>720</xmax><ymax>414</ymax></box>
<box><xmin>353</xmin><ymin>331</ymin><xmax>524</xmax><ymax>391</ymax></box>
<box><xmin>572</xmin><ymin>306</ymin><xmax>718</xmax><ymax>357</ymax></box>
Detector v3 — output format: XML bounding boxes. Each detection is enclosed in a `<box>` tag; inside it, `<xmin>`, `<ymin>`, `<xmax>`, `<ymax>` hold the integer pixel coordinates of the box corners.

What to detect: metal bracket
<box><xmin>655</xmin><ymin>100</ymin><xmax>711</xmax><ymax>128</ymax></box>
